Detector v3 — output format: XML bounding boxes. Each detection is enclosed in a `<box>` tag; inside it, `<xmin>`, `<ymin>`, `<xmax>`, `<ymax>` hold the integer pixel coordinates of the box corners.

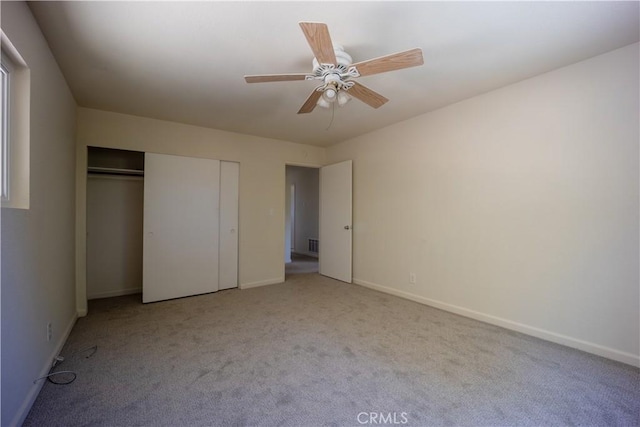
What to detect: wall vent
<box><xmin>308</xmin><ymin>238</ymin><xmax>319</xmax><ymax>254</ymax></box>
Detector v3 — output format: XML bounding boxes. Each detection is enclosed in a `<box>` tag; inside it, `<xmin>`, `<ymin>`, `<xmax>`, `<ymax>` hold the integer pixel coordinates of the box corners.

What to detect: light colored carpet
<box><xmin>285</xmin><ymin>253</ymin><xmax>319</xmax><ymax>276</ymax></box>
<box><xmin>25</xmin><ymin>274</ymin><xmax>639</xmax><ymax>426</ymax></box>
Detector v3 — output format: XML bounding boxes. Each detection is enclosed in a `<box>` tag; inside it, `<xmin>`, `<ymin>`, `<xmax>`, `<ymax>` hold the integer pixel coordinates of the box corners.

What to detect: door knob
<box><xmin>344</xmin><ymin>225</ymin><xmax>350</xmax><ymax>230</ymax></box>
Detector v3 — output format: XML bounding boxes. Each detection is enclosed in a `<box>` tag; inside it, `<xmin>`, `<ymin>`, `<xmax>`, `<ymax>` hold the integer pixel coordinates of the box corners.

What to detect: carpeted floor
<box><xmin>285</xmin><ymin>253</ymin><xmax>319</xmax><ymax>276</ymax></box>
<box><xmin>25</xmin><ymin>274</ymin><xmax>639</xmax><ymax>426</ymax></box>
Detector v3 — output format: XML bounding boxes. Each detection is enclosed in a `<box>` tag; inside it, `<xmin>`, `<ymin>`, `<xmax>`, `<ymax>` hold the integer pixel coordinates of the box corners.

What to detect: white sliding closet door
<box><xmin>219</xmin><ymin>161</ymin><xmax>239</xmax><ymax>290</ymax></box>
<box><xmin>143</xmin><ymin>153</ymin><xmax>220</xmax><ymax>303</ymax></box>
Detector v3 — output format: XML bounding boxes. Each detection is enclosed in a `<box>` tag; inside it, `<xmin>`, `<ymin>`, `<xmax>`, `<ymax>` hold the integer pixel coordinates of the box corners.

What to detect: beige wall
<box><xmin>1</xmin><ymin>2</ymin><xmax>78</xmax><ymax>425</ymax></box>
<box><xmin>327</xmin><ymin>43</ymin><xmax>639</xmax><ymax>366</ymax></box>
<box><xmin>75</xmin><ymin>108</ymin><xmax>325</xmax><ymax>313</ymax></box>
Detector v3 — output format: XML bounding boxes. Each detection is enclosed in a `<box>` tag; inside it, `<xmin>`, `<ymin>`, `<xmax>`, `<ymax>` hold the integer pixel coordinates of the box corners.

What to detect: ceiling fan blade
<box><xmin>351</xmin><ymin>48</ymin><xmax>424</xmax><ymax>77</ymax></box>
<box><xmin>298</xmin><ymin>89</ymin><xmax>323</xmax><ymax>114</ymax></box>
<box><xmin>347</xmin><ymin>82</ymin><xmax>389</xmax><ymax>109</ymax></box>
<box><xmin>299</xmin><ymin>22</ymin><xmax>337</xmax><ymax>65</ymax></box>
<box><xmin>244</xmin><ymin>74</ymin><xmax>309</xmax><ymax>83</ymax></box>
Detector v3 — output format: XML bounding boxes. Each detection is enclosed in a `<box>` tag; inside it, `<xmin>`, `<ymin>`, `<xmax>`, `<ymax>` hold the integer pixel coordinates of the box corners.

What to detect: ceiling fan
<box><xmin>244</xmin><ymin>22</ymin><xmax>424</xmax><ymax>114</ymax></box>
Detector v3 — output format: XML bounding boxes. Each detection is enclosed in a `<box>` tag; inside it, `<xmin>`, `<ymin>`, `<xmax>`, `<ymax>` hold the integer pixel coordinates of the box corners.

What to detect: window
<box><xmin>1</xmin><ymin>61</ymin><xmax>10</xmax><ymax>200</ymax></box>
<box><xmin>1</xmin><ymin>31</ymin><xmax>30</xmax><ymax>209</ymax></box>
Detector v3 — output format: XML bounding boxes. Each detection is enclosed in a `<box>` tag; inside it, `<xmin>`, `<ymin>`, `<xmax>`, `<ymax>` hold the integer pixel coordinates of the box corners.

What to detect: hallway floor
<box><xmin>285</xmin><ymin>253</ymin><xmax>318</xmax><ymax>276</ymax></box>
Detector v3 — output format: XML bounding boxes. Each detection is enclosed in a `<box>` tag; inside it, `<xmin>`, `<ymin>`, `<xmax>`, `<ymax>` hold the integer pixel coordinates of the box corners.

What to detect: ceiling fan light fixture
<box><xmin>337</xmin><ymin>91</ymin><xmax>352</xmax><ymax>107</ymax></box>
<box><xmin>323</xmin><ymin>87</ymin><xmax>337</xmax><ymax>102</ymax></box>
<box><xmin>316</xmin><ymin>97</ymin><xmax>332</xmax><ymax>109</ymax></box>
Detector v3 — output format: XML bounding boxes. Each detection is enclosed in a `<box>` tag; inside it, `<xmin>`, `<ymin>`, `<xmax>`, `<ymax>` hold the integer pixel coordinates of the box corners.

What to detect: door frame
<box><xmin>283</xmin><ymin>160</ymin><xmax>353</xmax><ymax>282</ymax></box>
<box><xmin>283</xmin><ymin>162</ymin><xmax>322</xmax><ymax>279</ymax></box>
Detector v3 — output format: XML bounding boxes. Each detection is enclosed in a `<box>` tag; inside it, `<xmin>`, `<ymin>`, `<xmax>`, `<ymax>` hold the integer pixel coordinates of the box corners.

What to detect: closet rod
<box><xmin>87</xmin><ymin>166</ymin><xmax>144</xmax><ymax>177</ymax></box>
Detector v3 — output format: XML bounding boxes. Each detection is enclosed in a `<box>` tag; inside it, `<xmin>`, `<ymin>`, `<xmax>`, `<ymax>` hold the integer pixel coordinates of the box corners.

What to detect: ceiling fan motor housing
<box><xmin>312</xmin><ymin>45</ymin><xmax>352</xmax><ymax>73</ymax></box>
<box><xmin>311</xmin><ymin>45</ymin><xmax>358</xmax><ymax>108</ymax></box>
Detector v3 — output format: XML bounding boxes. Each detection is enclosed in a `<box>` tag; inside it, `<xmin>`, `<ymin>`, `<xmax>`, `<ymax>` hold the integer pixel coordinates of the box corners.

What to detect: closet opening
<box><xmin>86</xmin><ymin>148</ymin><xmax>240</xmax><ymax>304</ymax></box>
<box><xmin>86</xmin><ymin>147</ymin><xmax>145</xmax><ymax>301</ymax></box>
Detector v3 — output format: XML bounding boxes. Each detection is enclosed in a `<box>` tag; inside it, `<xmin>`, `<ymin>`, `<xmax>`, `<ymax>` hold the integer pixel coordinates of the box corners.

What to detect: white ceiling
<box><xmin>29</xmin><ymin>1</ymin><xmax>639</xmax><ymax>147</ymax></box>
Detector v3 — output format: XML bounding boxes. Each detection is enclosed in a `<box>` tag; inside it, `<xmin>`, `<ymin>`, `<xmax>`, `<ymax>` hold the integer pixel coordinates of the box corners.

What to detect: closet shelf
<box><xmin>88</xmin><ymin>166</ymin><xmax>144</xmax><ymax>176</ymax></box>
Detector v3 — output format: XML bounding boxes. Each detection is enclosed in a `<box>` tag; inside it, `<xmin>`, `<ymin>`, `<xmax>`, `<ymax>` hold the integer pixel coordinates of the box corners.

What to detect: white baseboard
<box><xmin>353</xmin><ymin>278</ymin><xmax>640</xmax><ymax>368</ymax></box>
<box><xmin>240</xmin><ymin>277</ymin><xmax>284</xmax><ymax>289</ymax></box>
<box><xmin>10</xmin><ymin>312</ymin><xmax>78</xmax><ymax>427</ymax></box>
<box><xmin>87</xmin><ymin>287</ymin><xmax>142</xmax><ymax>300</ymax></box>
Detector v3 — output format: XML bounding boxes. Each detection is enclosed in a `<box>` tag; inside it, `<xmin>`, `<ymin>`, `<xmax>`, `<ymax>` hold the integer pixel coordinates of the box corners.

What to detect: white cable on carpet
<box><xmin>32</xmin><ymin>345</ymin><xmax>98</xmax><ymax>385</ymax></box>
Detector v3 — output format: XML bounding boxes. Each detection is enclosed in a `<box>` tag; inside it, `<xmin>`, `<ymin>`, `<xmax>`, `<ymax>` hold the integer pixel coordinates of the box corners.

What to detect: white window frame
<box><xmin>1</xmin><ymin>60</ymin><xmax>10</xmax><ymax>201</ymax></box>
<box><xmin>1</xmin><ymin>30</ymin><xmax>30</xmax><ymax>209</ymax></box>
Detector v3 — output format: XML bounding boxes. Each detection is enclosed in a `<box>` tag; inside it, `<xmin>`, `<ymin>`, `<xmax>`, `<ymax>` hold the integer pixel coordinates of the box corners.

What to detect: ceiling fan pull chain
<box><xmin>325</xmin><ymin>101</ymin><xmax>336</xmax><ymax>131</ymax></box>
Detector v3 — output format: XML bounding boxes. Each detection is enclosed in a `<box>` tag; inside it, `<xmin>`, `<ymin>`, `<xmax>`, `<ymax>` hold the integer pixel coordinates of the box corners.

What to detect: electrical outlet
<box><xmin>47</xmin><ymin>322</ymin><xmax>52</xmax><ymax>341</ymax></box>
<box><xmin>409</xmin><ymin>273</ymin><xmax>416</xmax><ymax>284</ymax></box>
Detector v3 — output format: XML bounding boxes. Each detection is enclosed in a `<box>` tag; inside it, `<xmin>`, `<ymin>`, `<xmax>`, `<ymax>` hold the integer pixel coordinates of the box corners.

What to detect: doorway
<box><xmin>285</xmin><ymin>165</ymin><xmax>319</xmax><ymax>276</ymax></box>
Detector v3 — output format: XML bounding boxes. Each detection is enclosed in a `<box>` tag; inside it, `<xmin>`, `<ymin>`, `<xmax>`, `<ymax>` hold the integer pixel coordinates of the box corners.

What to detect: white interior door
<box><xmin>319</xmin><ymin>160</ymin><xmax>352</xmax><ymax>283</ymax></box>
<box><xmin>143</xmin><ymin>153</ymin><xmax>220</xmax><ymax>303</ymax></box>
<box><xmin>219</xmin><ymin>161</ymin><xmax>239</xmax><ymax>290</ymax></box>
